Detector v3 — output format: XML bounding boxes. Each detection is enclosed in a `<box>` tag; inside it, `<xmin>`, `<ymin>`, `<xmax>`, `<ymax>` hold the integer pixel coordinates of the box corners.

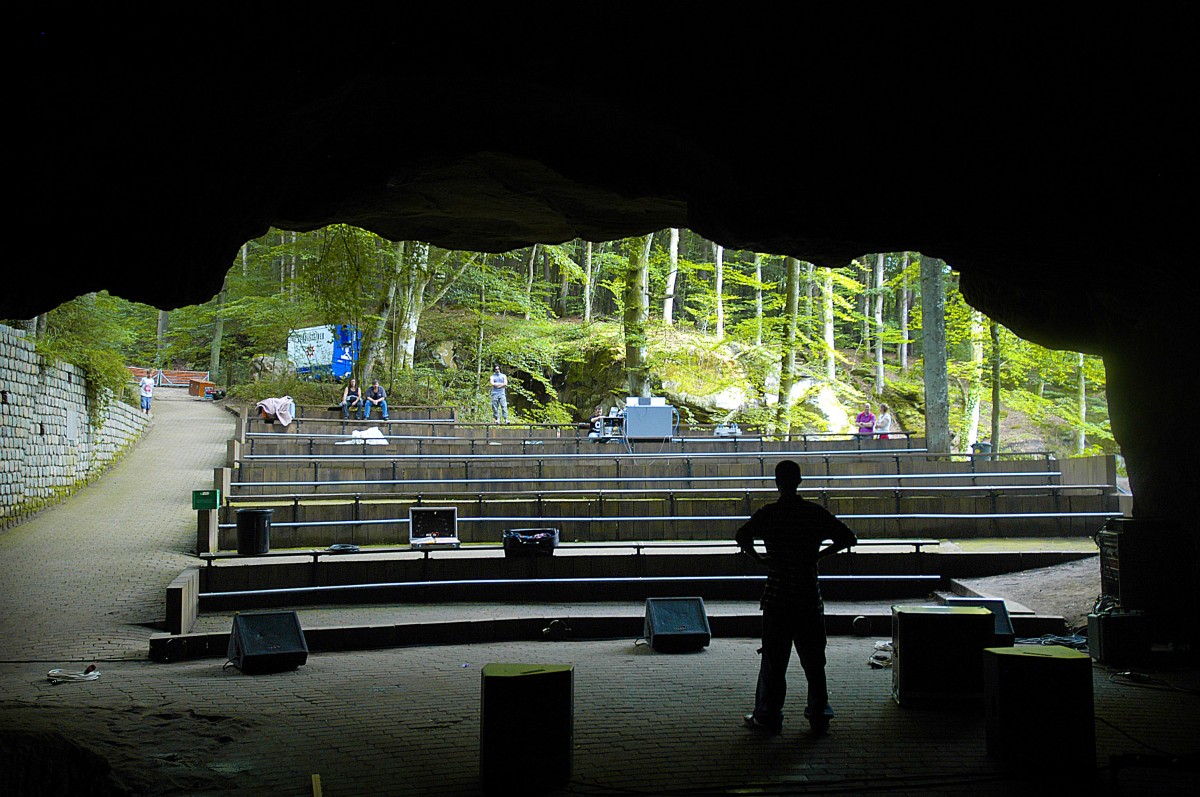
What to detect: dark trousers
<box><xmin>752</xmin><ymin>604</ymin><xmax>828</xmax><ymax>727</ymax></box>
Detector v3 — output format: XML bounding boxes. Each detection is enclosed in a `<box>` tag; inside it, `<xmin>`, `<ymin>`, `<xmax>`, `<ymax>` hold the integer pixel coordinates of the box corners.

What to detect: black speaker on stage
<box><xmin>644</xmin><ymin>597</ymin><xmax>711</xmax><ymax>652</ymax></box>
<box><xmin>227</xmin><ymin>612</ymin><xmax>308</xmax><ymax>674</ymax></box>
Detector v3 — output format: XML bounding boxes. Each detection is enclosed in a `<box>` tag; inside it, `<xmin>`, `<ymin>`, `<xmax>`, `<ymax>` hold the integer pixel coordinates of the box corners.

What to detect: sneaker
<box><xmin>803</xmin><ymin>704</ymin><xmax>834</xmax><ymax>735</ymax></box>
<box><xmin>742</xmin><ymin>713</ymin><xmax>782</xmax><ymax>735</ymax></box>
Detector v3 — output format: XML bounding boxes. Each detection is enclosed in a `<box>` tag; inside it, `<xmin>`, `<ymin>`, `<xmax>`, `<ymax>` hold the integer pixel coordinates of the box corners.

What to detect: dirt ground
<box><xmin>954</xmin><ymin>555</ymin><xmax>1101</xmax><ymax>630</ymax></box>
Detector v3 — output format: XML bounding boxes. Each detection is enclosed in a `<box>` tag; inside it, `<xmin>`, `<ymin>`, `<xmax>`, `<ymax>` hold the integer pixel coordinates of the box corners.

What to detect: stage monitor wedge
<box><xmin>227</xmin><ymin>611</ymin><xmax>308</xmax><ymax>674</ymax></box>
<box><xmin>644</xmin><ymin>597</ymin><xmax>712</xmax><ymax>653</ymax></box>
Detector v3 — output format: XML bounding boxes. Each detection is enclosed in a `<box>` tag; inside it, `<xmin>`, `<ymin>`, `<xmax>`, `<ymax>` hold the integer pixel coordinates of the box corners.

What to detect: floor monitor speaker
<box><xmin>227</xmin><ymin>611</ymin><xmax>308</xmax><ymax>674</ymax></box>
<box><xmin>644</xmin><ymin>597</ymin><xmax>711</xmax><ymax>653</ymax></box>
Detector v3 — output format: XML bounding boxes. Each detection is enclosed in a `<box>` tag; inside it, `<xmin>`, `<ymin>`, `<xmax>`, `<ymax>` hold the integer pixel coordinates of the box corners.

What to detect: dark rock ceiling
<box><xmin>14</xmin><ymin>12</ymin><xmax>1193</xmax><ymax>348</ymax></box>
<box><xmin>9</xmin><ymin>11</ymin><xmax>1198</xmax><ymax>544</ymax></box>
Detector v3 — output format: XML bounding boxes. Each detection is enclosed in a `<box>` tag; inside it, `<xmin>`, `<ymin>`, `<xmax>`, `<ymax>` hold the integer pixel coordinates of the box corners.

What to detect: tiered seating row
<box><xmin>222</xmin><ymin>438</ymin><xmax>1118</xmax><ymax>548</ymax></box>
<box><xmin>233</xmin><ymin>450</ymin><xmax>1062</xmax><ymax>494</ymax></box>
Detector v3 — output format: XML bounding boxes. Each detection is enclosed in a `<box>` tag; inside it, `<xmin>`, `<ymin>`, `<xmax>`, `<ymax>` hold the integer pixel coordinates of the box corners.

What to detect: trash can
<box><xmin>236</xmin><ymin>508</ymin><xmax>272</xmax><ymax>555</ymax></box>
<box><xmin>971</xmin><ymin>441</ymin><xmax>993</xmax><ymax>457</ymax></box>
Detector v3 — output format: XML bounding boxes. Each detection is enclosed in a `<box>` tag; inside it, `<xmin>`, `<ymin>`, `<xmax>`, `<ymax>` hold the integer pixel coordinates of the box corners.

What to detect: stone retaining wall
<box><xmin>0</xmin><ymin>323</ymin><xmax>150</xmax><ymax>529</ymax></box>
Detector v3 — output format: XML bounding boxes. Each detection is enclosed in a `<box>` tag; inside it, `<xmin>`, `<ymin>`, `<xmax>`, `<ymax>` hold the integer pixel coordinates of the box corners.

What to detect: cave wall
<box><xmin>13</xmin><ymin>12</ymin><xmax>1196</xmax><ymax>624</ymax></box>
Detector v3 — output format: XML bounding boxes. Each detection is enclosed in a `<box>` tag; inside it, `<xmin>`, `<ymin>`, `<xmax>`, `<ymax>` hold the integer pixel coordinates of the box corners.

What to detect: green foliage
<box><xmin>5</xmin><ymin>232</ymin><xmax>1115</xmax><ymax>462</ymax></box>
<box><xmin>521</xmin><ymin>400</ymin><xmax>576</xmax><ymax>425</ymax></box>
<box><xmin>33</xmin><ymin>293</ymin><xmax>137</xmax><ymax>424</ymax></box>
<box><xmin>225</xmin><ymin>374</ymin><xmax>334</xmax><ymax>407</ymax></box>
<box><xmin>302</xmin><ymin>225</ymin><xmax>379</xmax><ymax>331</ymax></box>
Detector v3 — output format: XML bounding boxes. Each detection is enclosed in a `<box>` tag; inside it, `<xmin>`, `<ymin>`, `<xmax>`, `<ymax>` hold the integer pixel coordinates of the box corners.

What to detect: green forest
<box><xmin>7</xmin><ymin>226</ymin><xmax>1114</xmax><ymax>460</ymax></box>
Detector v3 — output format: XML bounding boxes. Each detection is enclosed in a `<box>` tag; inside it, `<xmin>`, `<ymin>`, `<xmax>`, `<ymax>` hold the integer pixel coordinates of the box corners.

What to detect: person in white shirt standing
<box><xmin>138</xmin><ymin>369</ymin><xmax>155</xmax><ymax>414</ymax></box>
<box><xmin>489</xmin><ymin>365</ymin><xmax>509</xmax><ymax>423</ymax></box>
<box><xmin>876</xmin><ymin>404</ymin><xmax>894</xmax><ymax>440</ymax></box>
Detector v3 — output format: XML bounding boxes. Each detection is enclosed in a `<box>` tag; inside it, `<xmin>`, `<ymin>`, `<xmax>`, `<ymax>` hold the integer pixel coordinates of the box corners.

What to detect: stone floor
<box><xmin>1</xmin><ymin>390</ymin><xmax>1195</xmax><ymax>796</ymax></box>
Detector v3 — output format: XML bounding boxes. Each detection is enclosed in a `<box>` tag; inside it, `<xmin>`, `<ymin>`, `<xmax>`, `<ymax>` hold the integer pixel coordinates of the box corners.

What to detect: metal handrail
<box><xmin>230</xmin><ymin>470</ymin><xmax>1068</xmax><ymax>491</ymax></box>
<box><xmin>216</xmin><ymin>509</ymin><xmax>1120</xmax><ymax>532</ymax></box>
<box><xmin>198</xmin><ymin>536</ymin><xmax>945</xmax><ymax>565</ymax></box>
<box><xmin>237</xmin><ymin>448</ymin><xmax>1047</xmax><ymax>463</ymax></box>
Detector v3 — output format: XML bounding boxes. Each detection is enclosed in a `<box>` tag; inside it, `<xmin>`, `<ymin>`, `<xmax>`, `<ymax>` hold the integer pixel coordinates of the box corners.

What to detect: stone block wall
<box><xmin>0</xmin><ymin>323</ymin><xmax>149</xmax><ymax>529</ymax></box>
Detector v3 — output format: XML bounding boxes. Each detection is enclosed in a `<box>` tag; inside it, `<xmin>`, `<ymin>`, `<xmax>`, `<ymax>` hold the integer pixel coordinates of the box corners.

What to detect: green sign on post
<box><xmin>192</xmin><ymin>490</ymin><xmax>221</xmax><ymax>511</ymax></box>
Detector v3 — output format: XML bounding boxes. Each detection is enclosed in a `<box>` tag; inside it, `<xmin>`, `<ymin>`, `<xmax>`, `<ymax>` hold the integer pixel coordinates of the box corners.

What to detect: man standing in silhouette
<box><xmin>737</xmin><ymin>459</ymin><xmax>857</xmax><ymax>735</ymax></box>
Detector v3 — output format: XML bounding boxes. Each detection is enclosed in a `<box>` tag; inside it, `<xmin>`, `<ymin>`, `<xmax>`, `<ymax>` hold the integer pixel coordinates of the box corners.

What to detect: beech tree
<box><xmin>898</xmin><ymin>252</ymin><xmax>912</xmax><ymax>371</ymax></box>
<box><xmin>583</xmin><ymin>241</ymin><xmax>594</xmax><ymax>323</ymax></box>
<box><xmin>920</xmin><ymin>255</ymin><xmax>951</xmax><ymax>453</ymax></box>
<box><xmin>990</xmin><ymin>319</ymin><xmax>1002</xmax><ymax>452</ymax></box>
<box><xmin>393</xmin><ymin>243</ymin><xmax>475</xmax><ymax>370</ymax></box>
<box><xmin>663</xmin><ymin>228</ymin><xmax>679</xmax><ymax>325</ymax></box>
<box><xmin>873</xmin><ymin>252</ymin><xmax>885</xmax><ymax>394</ymax></box>
<box><xmin>1076</xmin><ymin>351</ymin><xmax>1087</xmax><ymax>455</ymax></box>
<box><xmin>712</xmin><ymin>242</ymin><xmax>725</xmax><ymax>340</ymax></box>
<box><xmin>775</xmin><ymin>256</ymin><xmax>801</xmax><ymax>428</ymax></box>
<box><xmin>822</xmin><ymin>267</ymin><xmax>836</xmax><ymax>381</ymax></box>
<box><xmin>624</xmin><ymin>234</ymin><xmax>652</xmax><ymax>397</ymax></box>
<box><xmin>959</xmin><ymin>308</ymin><xmax>986</xmax><ymax>450</ymax></box>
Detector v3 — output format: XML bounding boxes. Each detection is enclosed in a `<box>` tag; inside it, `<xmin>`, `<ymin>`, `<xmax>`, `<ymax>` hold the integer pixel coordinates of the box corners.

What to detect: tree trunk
<box><xmin>804</xmin><ymin>261</ymin><xmax>815</xmax><ymax>338</ymax></box>
<box><xmin>775</xmin><ymin>256</ymin><xmax>801</xmax><ymax>430</ymax></box>
<box><xmin>289</xmin><ymin>231</ymin><xmax>298</xmax><ymax>299</ymax></box>
<box><xmin>361</xmin><ymin>241</ymin><xmax>404</xmax><ymax>384</ymax></box>
<box><xmin>899</xmin><ymin>252</ymin><xmax>910</xmax><ymax>371</ymax></box>
<box><xmin>663</xmin><ymin>228</ymin><xmax>679</xmax><ymax>325</ymax></box>
<box><xmin>558</xmin><ymin>246</ymin><xmax>570</xmax><ymax>317</ymax></box>
<box><xmin>209</xmin><ymin>275</ymin><xmax>226</xmax><ymax>377</ymax></box>
<box><xmin>1076</xmin><ymin>351</ymin><xmax>1087</xmax><ymax>455</ymax></box>
<box><xmin>583</xmin><ymin>241</ymin><xmax>594</xmax><ymax>323</ymax></box>
<box><xmin>156</xmin><ymin>309</ymin><xmax>170</xmax><ymax>367</ymax></box>
<box><xmin>754</xmin><ymin>252</ymin><xmax>764</xmax><ymax>346</ymax></box>
<box><xmin>874</xmin><ymin>252</ymin><xmax>885</xmax><ymax>394</ymax></box>
<box><xmin>859</xmin><ymin>259</ymin><xmax>871</xmax><ymax>352</ymax></box>
<box><xmin>395</xmin><ymin>243</ymin><xmax>472</xmax><ymax>370</ymax></box>
<box><xmin>990</xmin><ymin>319</ymin><xmax>1001</xmax><ymax>452</ymax></box>
<box><xmin>472</xmin><ymin>264</ymin><xmax>482</xmax><ymax>384</ymax></box>
<box><xmin>920</xmin><ymin>256</ymin><xmax>951</xmax><ymax>453</ymax></box>
<box><xmin>624</xmin><ymin>234</ymin><xmax>652</xmax><ymax>398</ymax></box>
<box><xmin>961</xmin><ymin>308</ymin><xmax>985</xmax><ymax>450</ymax></box>
<box><xmin>523</xmin><ymin>244</ymin><xmax>538</xmax><ymax>320</ymax></box>
<box><xmin>822</xmin><ymin>267</ymin><xmax>835</xmax><ymax>382</ymax></box>
<box><xmin>713</xmin><ymin>242</ymin><xmax>725</xmax><ymax>340</ymax></box>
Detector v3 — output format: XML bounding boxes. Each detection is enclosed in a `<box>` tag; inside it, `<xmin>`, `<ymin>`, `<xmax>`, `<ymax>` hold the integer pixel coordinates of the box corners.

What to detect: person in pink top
<box><xmin>855</xmin><ymin>404</ymin><xmax>875</xmax><ymax>436</ymax></box>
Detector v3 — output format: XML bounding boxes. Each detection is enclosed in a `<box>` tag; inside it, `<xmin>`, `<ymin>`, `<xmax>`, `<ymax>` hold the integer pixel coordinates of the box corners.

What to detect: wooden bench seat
<box><xmin>197</xmin><ymin>536</ymin><xmax>945</xmax><ymax>566</ymax></box>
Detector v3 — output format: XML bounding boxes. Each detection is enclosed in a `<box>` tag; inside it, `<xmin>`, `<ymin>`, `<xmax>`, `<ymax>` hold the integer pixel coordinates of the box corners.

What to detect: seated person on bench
<box><xmin>363</xmin><ymin>379</ymin><xmax>389</xmax><ymax>421</ymax></box>
<box><xmin>340</xmin><ymin>377</ymin><xmax>363</xmax><ymax>419</ymax></box>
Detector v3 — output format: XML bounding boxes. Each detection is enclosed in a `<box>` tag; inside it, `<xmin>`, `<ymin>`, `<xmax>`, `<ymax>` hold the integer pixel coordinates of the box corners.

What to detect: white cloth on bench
<box><xmin>255</xmin><ymin>396</ymin><xmax>295</xmax><ymax>427</ymax></box>
<box><xmin>335</xmin><ymin>426</ymin><xmax>388</xmax><ymax>445</ymax></box>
